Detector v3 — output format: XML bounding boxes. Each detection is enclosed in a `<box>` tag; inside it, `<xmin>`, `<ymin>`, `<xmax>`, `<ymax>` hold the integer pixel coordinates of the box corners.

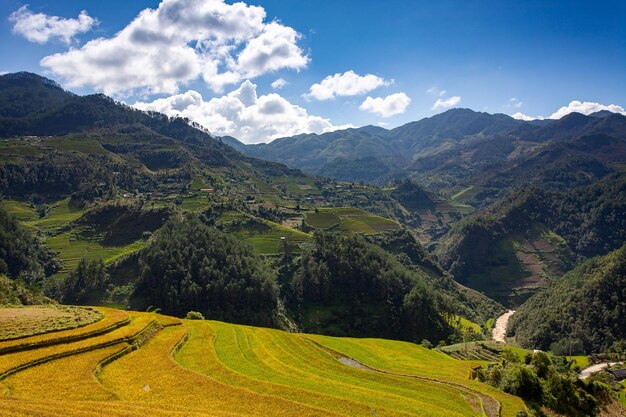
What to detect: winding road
<box><xmin>491</xmin><ymin>310</ymin><xmax>515</xmax><ymax>343</ymax></box>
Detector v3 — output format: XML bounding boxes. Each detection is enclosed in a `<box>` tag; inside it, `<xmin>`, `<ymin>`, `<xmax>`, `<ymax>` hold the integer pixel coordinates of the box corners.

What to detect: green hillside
<box><xmin>510</xmin><ymin>244</ymin><xmax>626</xmax><ymax>352</ymax></box>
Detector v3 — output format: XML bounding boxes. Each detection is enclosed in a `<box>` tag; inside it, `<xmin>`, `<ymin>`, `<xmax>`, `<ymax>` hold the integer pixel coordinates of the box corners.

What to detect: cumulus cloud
<box><xmin>133</xmin><ymin>80</ymin><xmax>349</xmax><ymax>144</ymax></box>
<box><xmin>359</xmin><ymin>92</ymin><xmax>411</xmax><ymax>117</ymax></box>
<box><xmin>548</xmin><ymin>100</ymin><xmax>626</xmax><ymax>119</ymax></box>
<box><xmin>511</xmin><ymin>112</ymin><xmax>543</xmax><ymax>121</ymax></box>
<box><xmin>511</xmin><ymin>100</ymin><xmax>625</xmax><ymax>121</ymax></box>
<box><xmin>432</xmin><ymin>95</ymin><xmax>461</xmax><ymax>110</ymax></box>
<box><xmin>9</xmin><ymin>5</ymin><xmax>97</xmax><ymax>44</ymax></box>
<box><xmin>271</xmin><ymin>78</ymin><xmax>288</xmax><ymax>89</ymax></box>
<box><xmin>40</xmin><ymin>0</ymin><xmax>308</xmax><ymax>96</ymax></box>
<box><xmin>305</xmin><ymin>70</ymin><xmax>391</xmax><ymax>100</ymax></box>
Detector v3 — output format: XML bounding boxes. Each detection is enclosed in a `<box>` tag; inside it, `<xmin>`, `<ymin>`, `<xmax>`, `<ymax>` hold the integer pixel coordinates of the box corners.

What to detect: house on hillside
<box><xmin>609</xmin><ymin>369</ymin><xmax>626</xmax><ymax>381</ymax></box>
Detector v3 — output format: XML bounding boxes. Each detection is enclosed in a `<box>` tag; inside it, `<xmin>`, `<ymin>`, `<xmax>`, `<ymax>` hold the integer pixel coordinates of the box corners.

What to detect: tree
<box><xmin>62</xmin><ymin>258</ymin><xmax>108</xmax><ymax>304</ymax></box>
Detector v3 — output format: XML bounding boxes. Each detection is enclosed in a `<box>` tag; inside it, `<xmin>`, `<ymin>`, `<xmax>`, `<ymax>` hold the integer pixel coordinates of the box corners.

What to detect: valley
<box><xmin>1</xmin><ymin>71</ymin><xmax>625</xmax><ymax>417</ymax></box>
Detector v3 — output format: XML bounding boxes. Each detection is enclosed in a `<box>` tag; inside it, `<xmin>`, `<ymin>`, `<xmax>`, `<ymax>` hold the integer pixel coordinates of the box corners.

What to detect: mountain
<box><xmin>0</xmin><ymin>72</ymin><xmax>302</xmax><ymax>201</ymax></box>
<box><xmin>509</xmin><ymin>244</ymin><xmax>626</xmax><ymax>352</ymax></box>
<box><xmin>231</xmin><ymin>108</ymin><xmax>626</xmax><ymax>203</ymax></box>
<box><xmin>436</xmin><ymin>173</ymin><xmax>626</xmax><ymax>306</ymax></box>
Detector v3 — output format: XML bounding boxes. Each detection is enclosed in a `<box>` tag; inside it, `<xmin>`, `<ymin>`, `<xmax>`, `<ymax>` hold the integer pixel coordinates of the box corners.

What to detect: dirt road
<box><xmin>579</xmin><ymin>362</ymin><xmax>623</xmax><ymax>379</ymax></box>
<box><xmin>492</xmin><ymin>310</ymin><xmax>515</xmax><ymax>343</ymax></box>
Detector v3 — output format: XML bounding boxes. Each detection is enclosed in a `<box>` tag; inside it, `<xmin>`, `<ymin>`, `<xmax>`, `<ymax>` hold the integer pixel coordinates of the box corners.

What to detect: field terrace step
<box><xmin>3</xmin><ymin>343</ymin><xmax>127</xmax><ymax>400</ymax></box>
<box><xmin>0</xmin><ymin>313</ymin><xmax>157</xmax><ymax>380</ymax></box>
<box><xmin>101</xmin><ymin>325</ymin><xmax>350</xmax><ymax>417</ymax></box>
<box><xmin>0</xmin><ymin>398</ymin><xmax>246</xmax><ymax>417</ymax></box>
<box><xmin>0</xmin><ymin>308</ymin><xmax>130</xmax><ymax>355</ymax></box>
<box><xmin>304</xmin><ymin>334</ymin><xmax>528</xmax><ymax>417</ymax></box>
<box><xmin>184</xmin><ymin>320</ymin><xmax>478</xmax><ymax>417</ymax></box>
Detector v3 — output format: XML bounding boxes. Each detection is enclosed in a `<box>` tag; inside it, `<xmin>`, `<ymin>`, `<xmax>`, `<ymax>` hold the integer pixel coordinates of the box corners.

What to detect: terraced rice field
<box><xmin>0</xmin><ymin>306</ymin><xmax>528</xmax><ymax>416</ymax></box>
<box><xmin>305</xmin><ymin>207</ymin><xmax>399</xmax><ymax>235</ymax></box>
<box><xmin>0</xmin><ymin>306</ymin><xmax>101</xmax><ymax>341</ymax></box>
<box><xmin>1</xmin><ymin>198</ymin><xmax>143</xmax><ymax>278</ymax></box>
<box><xmin>46</xmin><ymin>230</ymin><xmax>146</xmax><ymax>276</ymax></box>
<box><xmin>233</xmin><ymin>219</ymin><xmax>313</xmax><ymax>255</ymax></box>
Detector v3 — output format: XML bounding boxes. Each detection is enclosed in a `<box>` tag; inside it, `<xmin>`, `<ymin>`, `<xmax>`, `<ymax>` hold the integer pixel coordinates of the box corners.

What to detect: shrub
<box><xmin>185</xmin><ymin>311</ymin><xmax>205</xmax><ymax>320</ymax></box>
<box><xmin>420</xmin><ymin>339</ymin><xmax>433</xmax><ymax>349</ymax></box>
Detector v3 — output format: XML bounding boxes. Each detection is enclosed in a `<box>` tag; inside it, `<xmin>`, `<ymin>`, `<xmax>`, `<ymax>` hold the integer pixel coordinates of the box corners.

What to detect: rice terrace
<box><xmin>0</xmin><ymin>305</ymin><xmax>526</xmax><ymax>417</ymax></box>
<box><xmin>1</xmin><ymin>0</ymin><xmax>626</xmax><ymax>416</ymax></box>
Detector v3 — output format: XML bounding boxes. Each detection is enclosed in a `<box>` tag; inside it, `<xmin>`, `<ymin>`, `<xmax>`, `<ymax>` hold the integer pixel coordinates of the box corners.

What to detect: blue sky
<box><xmin>1</xmin><ymin>0</ymin><xmax>625</xmax><ymax>143</ymax></box>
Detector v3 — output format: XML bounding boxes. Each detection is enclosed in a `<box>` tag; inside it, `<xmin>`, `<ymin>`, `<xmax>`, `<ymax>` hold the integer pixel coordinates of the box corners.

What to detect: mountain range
<box><xmin>227</xmin><ymin>108</ymin><xmax>626</xmax><ymax>205</ymax></box>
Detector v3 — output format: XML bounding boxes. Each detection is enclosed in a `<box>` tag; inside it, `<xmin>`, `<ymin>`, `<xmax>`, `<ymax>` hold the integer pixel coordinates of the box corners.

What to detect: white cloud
<box><xmin>359</xmin><ymin>92</ymin><xmax>411</xmax><ymax>117</ymax></box>
<box><xmin>511</xmin><ymin>100</ymin><xmax>626</xmax><ymax>121</ymax></box>
<box><xmin>427</xmin><ymin>87</ymin><xmax>446</xmax><ymax>97</ymax></box>
<box><xmin>9</xmin><ymin>5</ymin><xmax>97</xmax><ymax>44</ymax></box>
<box><xmin>548</xmin><ymin>100</ymin><xmax>626</xmax><ymax>119</ymax></box>
<box><xmin>509</xmin><ymin>97</ymin><xmax>523</xmax><ymax>108</ymax></box>
<box><xmin>432</xmin><ymin>95</ymin><xmax>461</xmax><ymax>110</ymax></box>
<box><xmin>271</xmin><ymin>78</ymin><xmax>288</xmax><ymax>89</ymax></box>
<box><xmin>305</xmin><ymin>70</ymin><xmax>391</xmax><ymax>100</ymax></box>
<box><xmin>511</xmin><ymin>112</ymin><xmax>544</xmax><ymax>121</ymax></box>
<box><xmin>40</xmin><ymin>0</ymin><xmax>308</xmax><ymax>96</ymax></box>
<box><xmin>133</xmin><ymin>80</ymin><xmax>350</xmax><ymax>144</ymax></box>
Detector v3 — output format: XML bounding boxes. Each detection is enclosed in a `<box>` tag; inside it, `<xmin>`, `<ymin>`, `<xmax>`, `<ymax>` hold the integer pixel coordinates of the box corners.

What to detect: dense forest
<box><xmin>131</xmin><ymin>216</ymin><xmax>281</xmax><ymax>328</ymax></box>
<box><xmin>286</xmin><ymin>232</ymin><xmax>453</xmax><ymax>342</ymax></box>
<box><xmin>0</xmin><ymin>208</ymin><xmax>57</xmax><ymax>284</ymax></box>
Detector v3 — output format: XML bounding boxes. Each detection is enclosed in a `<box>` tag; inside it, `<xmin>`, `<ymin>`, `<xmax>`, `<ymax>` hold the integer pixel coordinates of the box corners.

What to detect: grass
<box><xmin>306</xmin><ymin>334</ymin><xmax>527</xmax><ymax>417</ymax></box>
<box><xmin>47</xmin><ymin>230</ymin><xmax>145</xmax><ymax>276</ymax></box>
<box><xmin>178</xmin><ymin>320</ymin><xmax>483</xmax><ymax>417</ymax></box>
<box><xmin>0</xmin><ymin>307</ymin><xmax>532</xmax><ymax>416</ymax></box>
<box><xmin>305</xmin><ymin>207</ymin><xmax>399</xmax><ymax>235</ymax></box>
<box><xmin>234</xmin><ymin>219</ymin><xmax>312</xmax><ymax>255</ymax></box>
<box><xmin>26</xmin><ymin>198</ymin><xmax>86</xmax><ymax>233</ymax></box>
<box><xmin>46</xmin><ymin>137</ymin><xmax>109</xmax><ymax>155</ymax></box>
<box><xmin>0</xmin><ymin>200</ymin><xmax>37</xmax><ymax>221</ymax></box>
<box><xmin>304</xmin><ymin>211</ymin><xmax>340</xmax><ymax>228</ymax></box>
<box><xmin>179</xmin><ymin>193</ymin><xmax>212</xmax><ymax>211</ymax></box>
<box><xmin>102</xmin><ymin>324</ymin><xmax>307</xmax><ymax>417</ymax></box>
<box><xmin>570</xmin><ymin>355</ymin><xmax>590</xmax><ymax>369</ymax></box>
<box><xmin>451</xmin><ymin>315</ymin><xmax>483</xmax><ymax>335</ymax></box>
<box><xmin>451</xmin><ymin>186</ymin><xmax>474</xmax><ymax>201</ymax></box>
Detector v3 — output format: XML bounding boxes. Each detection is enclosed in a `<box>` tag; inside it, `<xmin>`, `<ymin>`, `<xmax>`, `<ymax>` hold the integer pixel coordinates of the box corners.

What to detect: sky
<box><xmin>1</xmin><ymin>0</ymin><xmax>625</xmax><ymax>143</ymax></box>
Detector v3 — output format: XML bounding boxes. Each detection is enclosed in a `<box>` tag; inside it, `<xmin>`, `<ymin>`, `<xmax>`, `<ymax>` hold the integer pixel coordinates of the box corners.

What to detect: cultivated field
<box><xmin>0</xmin><ymin>306</ymin><xmax>527</xmax><ymax>416</ymax></box>
<box><xmin>305</xmin><ymin>207</ymin><xmax>400</xmax><ymax>234</ymax></box>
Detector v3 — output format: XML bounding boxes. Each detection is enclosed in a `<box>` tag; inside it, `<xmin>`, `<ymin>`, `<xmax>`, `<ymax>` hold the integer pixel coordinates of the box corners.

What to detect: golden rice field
<box><xmin>0</xmin><ymin>306</ymin><xmax>527</xmax><ymax>417</ymax></box>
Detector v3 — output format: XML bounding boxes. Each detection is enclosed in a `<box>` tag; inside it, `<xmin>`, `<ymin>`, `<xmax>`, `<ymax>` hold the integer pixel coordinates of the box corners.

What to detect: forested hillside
<box><xmin>437</xmin><ymin>174</ymin><xmax>626</xmax><ymax>305</ymax></box>
<box><xmin>509</xmin><ymin>245</ymin><xmax>626</xmax><ymax>352</ymax></box>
